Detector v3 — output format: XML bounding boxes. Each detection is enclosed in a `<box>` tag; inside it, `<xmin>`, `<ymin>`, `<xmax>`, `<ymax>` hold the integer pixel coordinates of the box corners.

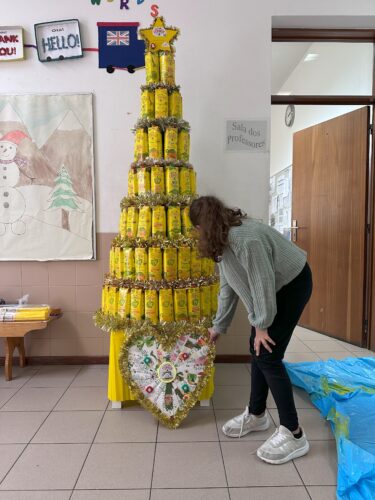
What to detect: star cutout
<box><xmin>140</xmin><ymin>17</ymin><xmax>179</xmax><ymax>52</ymax></box>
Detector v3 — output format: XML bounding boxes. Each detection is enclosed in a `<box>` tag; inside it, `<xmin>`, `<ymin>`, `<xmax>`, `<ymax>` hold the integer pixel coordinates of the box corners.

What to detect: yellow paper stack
<box><xmin>0</xmin><ymin>305</ymin><xmax>50</xmax><ymax>322</ymax></box>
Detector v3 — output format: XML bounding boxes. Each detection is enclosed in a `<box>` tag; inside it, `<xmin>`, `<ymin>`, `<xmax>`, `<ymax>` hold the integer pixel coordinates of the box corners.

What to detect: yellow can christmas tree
<box><xmin>95</xmin><ymin>16</ymin><xmax>218</xmax><ymax>429</ymax></box>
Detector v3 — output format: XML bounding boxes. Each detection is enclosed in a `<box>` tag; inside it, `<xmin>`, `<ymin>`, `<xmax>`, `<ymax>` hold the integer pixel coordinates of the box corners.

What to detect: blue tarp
<box><xmin>286</xmin><ymin>357</ymin><xmax>375</xmax><ymax>500</ymax></box>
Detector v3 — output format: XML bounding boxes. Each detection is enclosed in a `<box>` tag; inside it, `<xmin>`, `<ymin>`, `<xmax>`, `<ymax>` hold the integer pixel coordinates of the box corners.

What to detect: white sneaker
<box><xmin>257</xmin><ymin>425</ymin><xmax>310</xmax><ymax>464</ymax></box>
<box><xmin>222</xmin><ymin>407</ymin><xmax>270</xmax><ymax>438</ymax></box>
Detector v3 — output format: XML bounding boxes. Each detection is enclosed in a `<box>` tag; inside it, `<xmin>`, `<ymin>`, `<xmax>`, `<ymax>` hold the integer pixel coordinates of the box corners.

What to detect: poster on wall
<box><xmin>34</xmin><ymin>19</ymin><xmax>83</xmax><ymax>62</ymax></box>
<box><xmin>269</xmin><ymin>165</ymin><xmax>292</xmax><ymax>240</ymax></box>
<box><xmin>0</xmin><ymin>93</ymin><xmax>95</xmax><ymax>260</ymax></box>
<box><xmin>0</xmin><ymin>27</ymin><xmax>24</xmax><ymax>62</ymax></box>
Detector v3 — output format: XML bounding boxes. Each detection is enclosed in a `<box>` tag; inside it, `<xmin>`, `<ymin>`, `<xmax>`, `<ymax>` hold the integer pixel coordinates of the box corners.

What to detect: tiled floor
<box><xmin>0</xmin><ymin>326</ymin><xmax>373</xmax><ymax>500</ymax></box>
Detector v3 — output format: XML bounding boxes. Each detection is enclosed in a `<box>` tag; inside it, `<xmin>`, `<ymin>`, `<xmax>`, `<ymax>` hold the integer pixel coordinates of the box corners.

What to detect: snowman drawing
<box><xmin>0</xmin><ymin>130</ymin><xmax>31</xmax><ymax>236</ymax></box>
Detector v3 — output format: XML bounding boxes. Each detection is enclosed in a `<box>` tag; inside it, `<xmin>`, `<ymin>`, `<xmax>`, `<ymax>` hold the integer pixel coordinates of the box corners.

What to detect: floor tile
<box><xmin>0</xmin><ymin>412</ymin><xmax>48</xmax><ymax>443</ymax></box>
<box><xmin>229</xmin><ymin>486</ymin><xmax>310</xmax><ymax>500</ymax></box>
<box><xmin>151</xmin><ymin>489</ymin><xmax>230</xmax><ymax>500</ymax></box>
<box><xmin>293</xmin><ymin>440</ymin><xmax>337</xmax><ymax>485</ymax></box>
<box><xmin>317</xmin><ymin>351</ymin><xmax>354</xmax><ymax>361</ymax></box>
<box><xmin>157</xmin><ymin>409</ymin><xmax>217</xmax><ymax>442</ymax></box>
<box><xmin>215</xmin><ymin>410</ymin><xmax>276</xmax><ymax>442</ymax></box>
<box><xmin>152</xmin><ymin>442</ymin><xmax>227</xmax><ymax>488</ymax></box>
<box><xmin>307</xmin><ymin>485</ymin><xmax>337</xmax><ymax>499</ymax></box>
<box><xmin>95</xmin><ymin>410</ymin><xmax>157</xmax><ymax>443</ymax></box>
<box><xmin>32</xmin><ymin>411</ymin><xmax>103</xmax><ymax>443</ymax></box>
<box><xmin>286</xmin><ymin>338</ymin><xmax>313</xmax><ymax>353</ymax></box>
<box><xmin>0</xmin><ymin>492</ymin><xmax>71</xmax><ymax>500</ymax></box>
<box><xmin>221</xmin><ymin>441</ymin><xmax>302</xmax><ymax>487</ymax></box>
<box><xmin>283</xmin><ymin>352</ymin><xmax>321</xmax><ymax>363</ymax></box>
<box><xmin>0</xmin><ymin>444</ymin><xmax>26</xmax><ymax>482</ymax></box>
<box><xmin>0</xmin><ymin>367</ymin><xmax>39</xmax><ymax>388</ymax></box>
<box><xmin>71</xmin><ymin>366</ymin><xmax>108</xmax><ymax>387</ymax></box>
<box><xmin>0</xmin><ymin>444</ymin><xmax>89</xmax><ymax>490</ymax></box>
<box><xmin>214</xmin><ymin>364</ymin><xmax>250</xmax><ymax>386</ymax></box>
<box><xmin>54</xmin><ymin>387</ymin><xmax>108</xmax><ymax>411</ymax></box>
<box><xmin>0</xmin><ymin>388</ymin><xmax>22</xmax><ymax>407</ymax></box>
<box><xmin>212</xmin><ymin>386</ymin><xmax>250</xmax><ymax>410</ymax></box>
<box><xmin>24</xmin><ymin>365</ymin><xmax>81</xmax><ymax>388</ymax></box>
<box><xmin>292</xmin><ymin>387</ymin><xmax>316</xmax><ymax>409</ymax></box>
<box><xmin>354</xmin><ymin>351</ymin><xmax>375</xmax><ymax>358</ymax></box>
<box><xmin>76</xmin><ymin>443</ymin><xmax>154</xmax><ymax>489</ymax></box>
<box><xmin>303</xmin><ymin>340</ymin><xmax>347</xmax><ymax>353</ymax></box>
<box><xmin>293</xmin><ymin>328</ymin><xmax>327</xmax><ymax>341</ymax></box>
<box><xmin>269</xmin><ymin>409</ymin><xmax>333</xmax><ymax>440</ymax></box>
<box><xmin>72</xmin><ymin>491</ymin><xmax>149</xmax><ymax>500</ymax></box>
<box><xmin>1</xmin><ymin>387</ymin><xmax>65</xmax><ymax>412</ymax></box>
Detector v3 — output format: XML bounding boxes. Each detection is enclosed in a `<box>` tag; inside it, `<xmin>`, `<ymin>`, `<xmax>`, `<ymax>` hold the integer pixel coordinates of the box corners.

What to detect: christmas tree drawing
<box><xmin>47</xmin><ymin>165</ymin><xmax>79</xmax><ymax>231</ymax></box>
<box><xmin>96</xmin><ymin>17</ymin><xmax>218</xmax><ymax>428</ymax></box>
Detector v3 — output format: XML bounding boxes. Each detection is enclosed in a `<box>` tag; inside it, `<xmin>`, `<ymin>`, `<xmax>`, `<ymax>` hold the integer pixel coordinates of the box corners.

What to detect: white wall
<box><xmin>1</xmin><ymin>1</ymin><xmax>375</xmax><ymax>231</ymax></box>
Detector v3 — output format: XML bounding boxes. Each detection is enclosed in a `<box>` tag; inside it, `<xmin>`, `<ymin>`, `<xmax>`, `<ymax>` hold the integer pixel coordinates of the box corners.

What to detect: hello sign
<box><xmin>0</xmin><ymin>27</ymin><xmax>24</xmax><ymax>61</ymax></box>
<box><xmin>35</xmin><ymin>19</ymin><xmax>83</xmax><ymax>62</ymax></box>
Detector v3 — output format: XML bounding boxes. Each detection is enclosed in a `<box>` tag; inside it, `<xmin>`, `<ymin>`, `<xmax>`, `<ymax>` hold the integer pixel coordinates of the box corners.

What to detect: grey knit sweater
<box><xmin>212</xmin><ymin>218</ymin><xmax>307</xmax><ymax>333</ymax></box>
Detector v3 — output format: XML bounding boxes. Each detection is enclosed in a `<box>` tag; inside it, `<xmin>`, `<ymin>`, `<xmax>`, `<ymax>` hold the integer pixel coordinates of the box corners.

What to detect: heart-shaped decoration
<box><xmin>120</xmin><ymin>328</ymin><xmax>215</xmax><ymax>428</ymax></box>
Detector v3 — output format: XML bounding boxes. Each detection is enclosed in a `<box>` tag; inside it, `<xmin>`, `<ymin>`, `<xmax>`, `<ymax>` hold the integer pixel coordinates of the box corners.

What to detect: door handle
<box><xmin>288</xmin><ymin>219</ymin><xmax>298</xmax><ymax>242</ymax></box>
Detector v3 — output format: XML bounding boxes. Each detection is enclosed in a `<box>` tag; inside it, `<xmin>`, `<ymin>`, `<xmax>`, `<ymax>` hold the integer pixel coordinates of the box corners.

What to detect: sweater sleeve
<box><xmin>235</xmin><ymin>240</ymin><xmax>277</xmax><ymax>329</ymax></box>
<box><xmin>212</xmin><ymin>267</ymin><xmax>239</xmax><ymax>334</ymax></box>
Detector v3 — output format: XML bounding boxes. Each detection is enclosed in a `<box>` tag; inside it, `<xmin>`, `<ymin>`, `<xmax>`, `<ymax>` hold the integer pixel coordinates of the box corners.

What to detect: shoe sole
<box><xmin>222</xmin><ymin>420</ymin><xmax>271</xmax><ymax>438</ymax></box>
<box><xmin>256</xmin><ymin>441</ymin><xmax>310</xmax><ymax>465</ymax></box>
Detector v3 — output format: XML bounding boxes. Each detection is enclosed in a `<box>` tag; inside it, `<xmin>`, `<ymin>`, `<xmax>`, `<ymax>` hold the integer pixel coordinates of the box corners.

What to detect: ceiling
<box><xmin>272</xmin><ymin>42</ymin><xmax>311</xmax><ymax>94</ymax></box>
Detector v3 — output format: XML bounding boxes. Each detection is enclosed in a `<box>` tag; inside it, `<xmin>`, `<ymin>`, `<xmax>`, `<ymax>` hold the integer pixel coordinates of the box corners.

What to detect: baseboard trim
<box><xmin>0</xmin><ymin>355</ymin><xmax>251</xmax><ymax>366</ymax></box>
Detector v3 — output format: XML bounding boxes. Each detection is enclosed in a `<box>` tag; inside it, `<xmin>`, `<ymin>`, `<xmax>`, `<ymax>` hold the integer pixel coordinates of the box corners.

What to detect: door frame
<box><xmin>271</xmin><ymin>28</ymin><xmax>375</xmax><ymax>349</ymax></box>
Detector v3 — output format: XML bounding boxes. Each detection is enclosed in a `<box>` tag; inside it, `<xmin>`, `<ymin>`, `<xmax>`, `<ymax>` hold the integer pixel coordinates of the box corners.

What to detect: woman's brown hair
<box><xmin>189</xmin><ymin>196</ymin><xmax>246</xmax><ymax>261</ymax></box>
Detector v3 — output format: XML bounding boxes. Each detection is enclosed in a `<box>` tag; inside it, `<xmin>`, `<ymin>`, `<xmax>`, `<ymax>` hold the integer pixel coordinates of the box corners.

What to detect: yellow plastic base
<box><xmin>108</xmin><ymin>329</ymin><xmax>215</xmax><ymax>403</ymax></box>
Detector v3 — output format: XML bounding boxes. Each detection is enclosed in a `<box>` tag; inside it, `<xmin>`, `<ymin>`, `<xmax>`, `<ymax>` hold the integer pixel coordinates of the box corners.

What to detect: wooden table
<box><xmin>0</xmin><ymin>315</ymin><xmax>62</xmax><ymax>381</ymax></box>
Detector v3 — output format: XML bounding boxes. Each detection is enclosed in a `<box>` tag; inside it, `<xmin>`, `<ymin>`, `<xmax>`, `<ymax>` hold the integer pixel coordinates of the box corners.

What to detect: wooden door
<box><xmin>292</xmin><ymin>107</ymin><xmax>370</xmax><ymax>346</ymax></box>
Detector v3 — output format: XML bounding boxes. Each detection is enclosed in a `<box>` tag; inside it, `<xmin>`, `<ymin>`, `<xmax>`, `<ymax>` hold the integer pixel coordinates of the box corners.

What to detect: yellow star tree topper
<box><xmin>140</xmin><ymin>17</ymin><xmax>179</xmax><ymax>52</ymax></box>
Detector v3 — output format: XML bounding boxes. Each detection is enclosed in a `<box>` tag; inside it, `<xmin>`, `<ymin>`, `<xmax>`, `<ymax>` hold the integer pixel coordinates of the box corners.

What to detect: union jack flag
<box><xmin>106</xmin><ymin>31</ymin><xmax>130</xmax><ymax>46</ymax></box>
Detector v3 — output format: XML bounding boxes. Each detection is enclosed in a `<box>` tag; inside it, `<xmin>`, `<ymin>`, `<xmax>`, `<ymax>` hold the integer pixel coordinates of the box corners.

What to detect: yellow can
<box><xmin>145</xmin><ymin>289</ymin><xmax>159</xmax><ymax>325</ymax></box>
<box><xmin>179</xmin><ymin>168</ymin><xmax>192</xmax><ymax>195</ymax></box>
<box><xmin>178</xmin><ymin>246</ymin><xmax>191</xmax><ymax>279</ymax></box>
<box><xmin>128</xmin><ymin>169</ymin><xmax>138</xmax><ymax>197</ymax></box>
<box><xmin>115</xmin><ymin>247</ymin><xmax>124</xmax><ymax>278</ymax></box>
<box><xmin>137</xmin><ymin>169</ymin><xmax>151</xmax><ymax>194</ymax></box>
<box><xmin>163</xmin><ymin>247</ymin><xmax>178</xmax><ymax>281</ymax></box>
<box><xmin>152</xmin><ymin>205</ymin><xmax>166</xmax><ymax>237</ymax></box>
<box><xmin>109</xmin><ymin>247</ymin><xmax>116</xmax><ymax>275</ymax></box>
<box><xmin>119</xmin><ymin>209</ymin><xmax>127</xmax><ymax>238</ymax></box>
<box><xmin>108</xmin><ymin>286</ymin><xmax>119</xmax><ymax>316</ymax></box>
<box><xmin>118</xmin><ymin>287</ymin><xmax>131</xmax><ymax>319</ymax></box>
<box><xmin>187</xmin><ymin>288</ymin><xmax>201</xmax><ymax>321</ymax></box>
<box><xmin>145</xmin><ymin>51</ymin><xmax>160</xmax><ymax>83</ymax></box>
<box><xmin>178</xmin><ymin>130</ymin><xmax>190</xmax><ymax>162</ymax></box>
<box><xmin>190</xmin><ymin>248</ymin><xmax>202</xmax><ymax>278</ymax></box>
<box><xmin>134</xmin><ymin>128</ymin><xmax>148</xmax><ymax>161</ymax></box>
<box><xmin>160</xmin><ymin>52</ymin><xmax>175</xmax><ymax>85</ymax></box>
<box><xmin>169</xmin><ymin>90</ymin><xmax>182</xmax><ymax>119</ymax></box>
<box><xmin>123</xmin><ymin>248</ymin><xmax>135</xmax><ymax>279</ymax></box>
<box><xmin>151</xmin><ymin>166</ymin><xmax>165</xmax><ymax>194</ymax></box>
<box><xmin>159</xmin><ymin>288</ymin><xmax>174</xmax><ymax>322</ymax></box>
<box><xmin>141</xmin><ymin>89</ymin><xmax>155</xmax><ymax>119</ymax></box>
<box><xmin>164</xmin><ymin>127</ymin><xmax>178</xmax><ymax>160</ymax></box>
<box><xmin>165</xmin><ymin>166</ymin><xmax>180</xmax><ymax>195</ymax></box>
<box><xmin>167</xmin><ymin>206</ymin><xmax>181</xmax><ymax>238</ymax></box>
<box><xmin>200</xmin><ymin>285</ymin><xmax>212</xmax><ymax>318</ymax></box>
<box><xmin>181</xmin><ymin>206</ymin><xmax>194</xmax><ymax>237</ymax></box>
<box><xmin>148</xmin><ymin>246</ymin><xmax>162</xmax><ymax>281</ymax></box>
<box><xmin>137</xmin><ymin>206</ymin><xmax>152</xmax><ymax>239</ymax></box>
<box><xmin>201</xmin><ymin>257</ymin><xmax>212</xmax><ymax>276</ymax></box>
<box><xmin>126</xmin><ymin>207</ymin><xmax>139</xmax><ymax>238</ymax></box>
<box><xmin>148</xmin><ymin>126</ymin><xmax>162</xmax><ymax>159</ymax></box>
<box><xmin>155</xmin><ymin>87</ymin><xmax>169</xmax><ymax>118</ymax></box>
<box><xmin>211</xmin><ymin>282</ymin><xmax>220</xmax><ymax>315</ymax></box>
<box><xmin>101</xmin><ymin>285</ymin><xmax>109</xmax><ymax>313</ymax></box>
<box><xmin>135</xmin><ymin>247</ymin><xmax>148</xmax><ymax>281</ymax></box>
<box><xmin>130</xmin><ymin>288</ymin><xmax>145</xmax><ymax>321</ymax></box>
<box><xmin>174</xmin><ymin>288</ymin><xmax>188</xmax><ymax>321</ymax></box>
<box><xmin>190</xmin><ymin>169</ymin><xmax>196</xmax><ymax>194</ymax></box>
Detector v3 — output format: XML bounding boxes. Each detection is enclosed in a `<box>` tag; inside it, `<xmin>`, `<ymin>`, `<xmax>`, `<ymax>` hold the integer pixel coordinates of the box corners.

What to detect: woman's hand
<box><xmin>208</xmin><ymin>327</ymin><xmax>220</xmax><ymax>343</ymax></box>
<box><xmin>254</xmin><ymin>328</ymin><xmax>275</xmax><ymax>356</ymax></box>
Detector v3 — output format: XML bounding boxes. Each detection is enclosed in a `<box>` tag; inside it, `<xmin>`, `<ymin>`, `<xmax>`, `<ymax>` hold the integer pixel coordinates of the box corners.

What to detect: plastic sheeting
<box><xmin>286</xmin><ymin>357</ymin><xmax>375</xmax><ymax>500</ymax></box>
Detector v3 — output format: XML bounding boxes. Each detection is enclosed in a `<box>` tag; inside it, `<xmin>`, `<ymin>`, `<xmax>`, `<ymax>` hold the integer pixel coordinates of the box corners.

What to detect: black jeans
<box><xmin>249</xmin><ymin>263</ymin><xmax>313</xmax><ymax>431</ymax></box>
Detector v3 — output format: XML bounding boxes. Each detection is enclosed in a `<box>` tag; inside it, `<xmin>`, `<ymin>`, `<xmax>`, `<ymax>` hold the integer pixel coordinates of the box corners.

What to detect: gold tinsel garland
<box><xmin>131</xmin><ymin>159</ymin><xmax>192</xmax><ymax>169</ymax></box>
<box><xmin>118</xmin><ymin>324</ymin><xmax>215</xmax><ymax>429</ymax></box>
<box><xmin>120</xmin><ymin>193</ymin><xmax>197</xmax><ymax>209</ymax></box>
<box><xmin>111</xmin><ymin>233</ymin><xmax>198</xmax><ymax>249</ymax></box>
<box><xmin>134</xmin><ymin>117</ymin><xmax>190</xmax><ymax>132</ymax></box>
<box><xmin>140</xmin><ymin>83</ymin><xmax>181</xmax><ymax>94</ymax></box>
<box><xmin>103</xmin><ymin>274</ymin><xmax>219</xmax><ymax>290</ymax></box>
